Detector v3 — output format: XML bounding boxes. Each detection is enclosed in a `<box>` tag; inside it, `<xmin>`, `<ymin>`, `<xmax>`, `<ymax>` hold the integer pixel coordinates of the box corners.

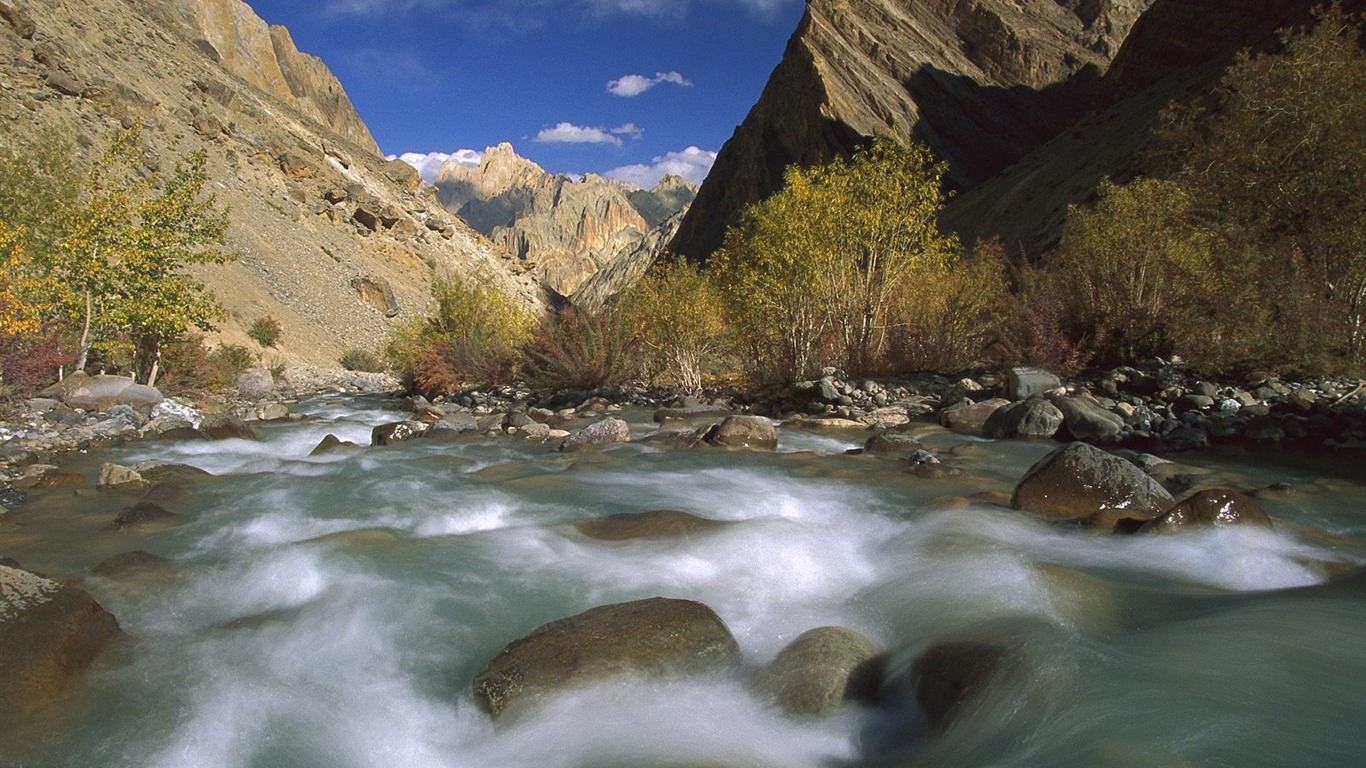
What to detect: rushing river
<box><xmin>3</xmin><ymin>396</ymin><xmax>1365</xmax><ymax>768</ymax></box>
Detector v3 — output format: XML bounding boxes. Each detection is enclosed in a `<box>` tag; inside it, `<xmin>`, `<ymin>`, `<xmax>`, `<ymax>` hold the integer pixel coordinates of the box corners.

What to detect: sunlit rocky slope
<box><xmin>0</xmin><ymin>0</ymin><xmax>544</xmax><ymax>366</ymax></box>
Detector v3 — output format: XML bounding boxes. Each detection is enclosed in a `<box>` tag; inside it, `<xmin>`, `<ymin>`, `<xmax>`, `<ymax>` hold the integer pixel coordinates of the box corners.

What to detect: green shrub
<box><xmin>247</xmin><ymin>316</ymin><xmax>282</xmax><ymax>348</ymax></box>
<box><xmin>616</xmin><ymin>257</ymin><xmax>728</xmax><ymax>394</ymax></box>
<box><xmin>156</xmin><ymin>334</ymin><xmax>239</xmax><ymax>395</ymax></box>
<box><xmin>339</xmin><ymin>348</ymin><xmax>384</xmax><ymax>372</ymax></box>
<box><xmin>521</xmin><ymin>306</ymin><xmax>638</xmax><ymax>393</ymax></box>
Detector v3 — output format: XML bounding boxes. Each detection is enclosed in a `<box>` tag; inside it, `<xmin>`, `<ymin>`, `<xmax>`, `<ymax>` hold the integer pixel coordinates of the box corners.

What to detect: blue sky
<box><xmin>245</xmin><ymin>0</ymin><xmax>806</xmax><ymax>187</ymax></box>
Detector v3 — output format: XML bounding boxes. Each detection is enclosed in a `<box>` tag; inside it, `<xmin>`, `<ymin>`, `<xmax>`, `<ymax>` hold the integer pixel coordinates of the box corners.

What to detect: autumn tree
<box><xmin>617</xmin><ymin>257</ymin><xmax>727</xmax><ymax>394</ymax></box>
<box><xmin>711</xmin><ymin>139</ymin><xmax>958</xmax><ymax>381</ymax></box>
<box><xmin>1164</xmin><ymin>4</ymin><xmax>1366</xmax><ymax>371</ymax></box>
<box><xmin>51</xmin><ymin>127</ymin><xmax>231</xmax><ymax>385</ymax></box>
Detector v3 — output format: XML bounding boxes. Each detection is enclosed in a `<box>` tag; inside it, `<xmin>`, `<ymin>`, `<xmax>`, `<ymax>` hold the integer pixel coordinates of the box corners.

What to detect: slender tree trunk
<box><xmin>75</xmin><ymin>288</ymin><xmax>93</xmax><ymax>372</ymax></box>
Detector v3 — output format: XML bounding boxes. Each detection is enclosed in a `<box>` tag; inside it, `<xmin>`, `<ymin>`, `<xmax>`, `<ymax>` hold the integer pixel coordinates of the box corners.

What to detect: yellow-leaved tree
<box><xmin>617</xmin><ymin>257</ymin><xmax>728</xmax><ymax>394</ymax></box>
<box><xmin>51</xmin><ymin>126</ymin><xmax>231</xmax><ymax>385</ymax></box>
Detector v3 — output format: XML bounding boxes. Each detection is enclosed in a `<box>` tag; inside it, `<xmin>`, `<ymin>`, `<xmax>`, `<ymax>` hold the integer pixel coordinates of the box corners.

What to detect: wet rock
<box><xmin>371</xmin><ymin>420</ymin><xmax>426</xmax><ymax>446</ymax></box>
<box><xmin>473</xmin><ymin>597</ymin><xmax>741</xmax><ymax>718</ymax></box>
<box><xmin>863</xmin><ymin>431</ymin><xmax>923</xmax><ymax>456</ymax></box>
<box><xmin>423</xmin><ymin>413</ymin><xmax>479</xmax><ymax>440</ymax></box>
<box><xmin>939</xmin><ymin>398</ymin><xmax>1010</xmax><ymax>434</ymax></box>
<box><xmin>653</xmin><ymin>405</ymin><xmax>735</xmax><ymax>425</ymax></box>
<box><xmin>200</xmin><ymin>413</ymin><xmax>257</xmax><ymax>440</ymax></box>
<box><xmin>1142</xmin><ymin>488</ymin><xmax>1272</xmax><ymax>532</ymax></box>
<box><xmin>755</xmin><ymin>626</ymin><xmax>882</xmax><ymax>716</ymax></box>
<box><xmin>10</xmin><ymin>464</ymin><xmax>83</xmax><ymax>489</ymax></box>
<box><xmin>705</xmin><ymin>415</ymin><xmax>777</xmax><ymax>450</ymax></box>
<box><xmin>1049</xmin><ymin>394</ymin><xmax>1124</xmax><ymax>442</ymax></box>
<box><xmin>257</xmin><ymin>402</ymin><xmax>290</xmax><ymax>421</ymax></box>
<box><xmin>560</xmin><ymin>417</ymin><xmax>631</xmax><ymax>450</ymax></box>
<box><xmin>909</xmin><ymin>640</ymin><xmax>1014</xmax><ymax>731</ymax></box>
<box><xmin>89</xmin><ymin>551</ymin><xmax>176</xmax><ymax>582</ymax></box>
<box><xmin>97</xmin><ymin>462</ymin><xmax>145</xmax><ymax>491</ymax></box>
<box><xmin>575</xmin><ymin>510</ymin><xmax>727</xmax><ymax>541</ymax></box>
<box><xmin>111</xmin><ymin>501</ymin><xmax>178</xmax><ymax>529</ymax></box>
<box><xmin>310</xmin><ymin>434</ymin><xmax>360</xmax><ymax>455</ymax></box>
<box><xmin>133</xmin><ymin>461</ymin><xmax>213</xmax><ymax>486</ymax></box>
<box><xmin>983</xmin><ymin>398</ymin><xmax>1064</xmax><ymax>440</ymax></box>
<box><xmin>0</xmin><ymin>564</ymin><xmax>121</xmax><ymax>718</ymax></box>
<box><xmin>1011</xmin><ymin>442</ymin><xmax>1174</xmax><ymax>522</ymax></box>
<box><xmin>1006</xmin><ymin>367</ymin><xmax>1062</xmax><ymax>400</ymax></box>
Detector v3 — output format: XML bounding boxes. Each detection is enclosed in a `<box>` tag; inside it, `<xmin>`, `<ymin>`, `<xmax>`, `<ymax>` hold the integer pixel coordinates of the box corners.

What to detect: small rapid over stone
<box><xmin>2</xmin><ymin>396</ymin><xmax>1364</xmax><ymax>767</ymax></box>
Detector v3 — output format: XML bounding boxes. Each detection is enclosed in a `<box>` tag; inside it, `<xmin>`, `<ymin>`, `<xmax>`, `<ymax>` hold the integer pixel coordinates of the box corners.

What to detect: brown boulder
<box><xmin>575</xmin><ymin>510</ymin><xmax>728</xmax><ymax>541</ymax></box>
<box><xmin>983</xmin><ymin>398</ymin><xmax>1064</xmax><ymax>440</ymax></box>
<box><xmin>1142</xmin><ymin>488</ymin><xmax>1272</xmax><ymax>532</ymax></box>
<box><xmin>706</xmin><ymin>415</ymin><xmax>777</xmax><ymax>450</ymax></box>
<box><xmin>1011</xmin><ymin>442</ymin><xmax>1174</xmax><ymax>522</ymax></box>
<box><xmin>939</xmin><ymin>398</ymin><xmax>1010</xmax><ymax>435</ymax></box>
<box><xmin>473</xmin><ymin>597</ymin><xmax>740</xmax><ymax>718</ymax></box>
<box><xmin>0</xmin><ymin>565</ymin><xmax>121</xmax><ymax>718</ymax></box>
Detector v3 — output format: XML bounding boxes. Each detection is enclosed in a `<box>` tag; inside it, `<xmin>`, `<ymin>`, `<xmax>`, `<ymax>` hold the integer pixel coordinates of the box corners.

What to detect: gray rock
<box><xmin>309</xmin><ymin>434</ymin><xmax>360</xmax><ymax>455</ymax></box>
<box><xmin>1011</xmin><ymin>442</ymin><xmax>1174</xmax><ymax>524</ymax></box>
<box><xmin>983</xmin><ymin>399</ymin><xmax>1064</xmax><ymax>440</ymax></box>
<box><xmin>863</xmin><ymin>432</ymin><xmax>923</xmax><ymax>456</ymax></box>
<box><xmin>371</xmin><ymin>420</ymin><xmax>426</xmax><ymax>446</ymax></box>
<box><xmin>63</xmin><ymin>374</ymin><xmax>134</xmax><ymax>411</ymax></box>
<box><xmin>1049</xmin><ymin>394</ymin><xmax>1124</xmax><ymax>442</ymax></box>
<box><xmin>257</xmin><ymin>403</ymin><xmax>290</xmax><ymax>421</ymax></box>
<box><xmin>755</xmin><ymin>627</ymin><xmax>882</xmax><ymax>716</ymax></box>
<box><xmin>424</xmin><ymin>413</ymin><xmax>479</xmax><ymax>439</ymax></box>
<box><xmin>1006</xmin><ymin>367</ymin><xmax>1062</xmax><ymax>400</ymax></box>
<box><xmin>97</xmin><ymin>463</ymin><xmax>145</xmax><ymax>491</ymax></box>
<box><xmin>561</xmin><ymin>417</ymin><xmax>632</xmax><ymax>449</ymax></box>
<box><xmin>472</xmin><ymin>597</ymin><xmax>741</xmax><ymax>718</ymax></box>
<box><xmin>199</xmin><ymin>413</ymin><xmax>257</xmax><ymax>440</ymax></box>
<box><xmin>706</xmin><ymin>415</ymin><xmax>777</xmax><ymax>450</ymax></box>
<box><xmin>233</xmin><ymin>368</ymin><xmax>275</xmax><ymax>400</ymax></box>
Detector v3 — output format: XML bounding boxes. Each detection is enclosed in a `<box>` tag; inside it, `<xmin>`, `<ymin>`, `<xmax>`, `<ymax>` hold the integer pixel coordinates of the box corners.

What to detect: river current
<box><xmin>3</xmin><ymin>396</ymin><xmax>1365</xmax><ymax>767</ymax></box>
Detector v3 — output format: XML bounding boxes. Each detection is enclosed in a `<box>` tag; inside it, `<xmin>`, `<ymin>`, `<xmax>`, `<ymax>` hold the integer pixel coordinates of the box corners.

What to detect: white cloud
<box><xmin>390</xmin><ymin>149</ymin><xmax>483</xmax><ymax>182</ymax></box>
<box><xmin>535</xmin><ymin>122</ymin><xmax>645</xmax><ymax>146</ymax></box>
<box><xmin>605</xmin><ymin>146</ymin><xmax>717</xmax><ymax>188</ymax></box>
<box><xmin>606</xmin><ymin>71</ymin><xmax>693</xmax><ymax>97</ymax></box>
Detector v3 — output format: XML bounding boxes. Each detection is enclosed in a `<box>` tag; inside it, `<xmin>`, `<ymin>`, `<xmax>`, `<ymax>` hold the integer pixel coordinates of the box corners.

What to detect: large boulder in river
<box><xmin>983</xmin><ymin>399</ymin><xmax>1063</xmax><ymax>440</ymax></box>
<box><xmin>1005</xmin><ymin>367</ymin><xmax>1062</xmax><ymax>400</ymax></box>
<box><xmin>473</xmin><ymin>597</ymin><xmax>741</xmax><ymax>718</ymax></box>
<box><xmin>909</xmin><ymin>640</ymin><xmax>1016</xmax><ymax>732</ymax></box>
<box><xmin>755</xmin><ymin>626</ymin><xmax>882</xmax><ymax>716</ymax></box>
<box><xmin>63</xmin><ymin>374</ymin><xmax>163</xmax><ymax>412</ymax></box>
<box><xmin>705</xmin><ymin>415</ymin><xmax>778</xmax><ymax>450</ymax></box>
<box><xmin>1011</xmin><ymin>442</ymin><xmax>1174</xmax><ymax>523</ymax></box>
<box><xmin>1141</xmin><ymin>488</ymin><xmax>1272</xmax><ymax>532</ymax></box>
<box><xmin>0</xmin><ymin>564</ymin><xmax>121</xmax><ymax>717</ymax></box>
<box><xmin>560</xmin><ymin>417</ymin><xmax>631</xmax><ymax>449</ymax></box>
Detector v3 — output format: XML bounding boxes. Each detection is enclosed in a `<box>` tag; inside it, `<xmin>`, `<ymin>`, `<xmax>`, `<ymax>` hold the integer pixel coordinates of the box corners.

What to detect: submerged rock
<box><xmin>1142</xmin><ymin>488</ymin><xmax>1272</xmax><ymax>532</ymax></box>
<box><xmin>575</xmin><ymin>510</ymin><xmax>728</xmax><ymax>541</ymax></box>
<box><xmin>310</xmin><ymin>434</ymin><xmax>360</xmax><ymax>455</ymax></box>
<box><xmin>111</xmin><ymin>501</ymin><xmax>178</xmax><ymax>529</ymax></box>
<box><xmin>909</xmin><ymin>640</ymin><xmax>1014</xmax><ymax>731</ymax></box>
<box><xmin>0</xmin><ymin>564</ymin><xmax>121</xmax><ymax>718</ymax></box>
<box><xmin>472</xmin><ymin>597</ymin><xmax>741</xmax><ymax>718</ymax></box>
<box><xmin>97</xmin><ymin>462</ymin><xmax>145</xmax><ymax>491</ymax></box>
<box><xmin>89</xmin><ymin>550</ymin><xmax>177</xmax><ymax>582</ymax></box>
<box><xmin>755</xmin><ymin>626</ymin><xmax>882</xmax><ymax>716</ymax></box>
<box><xmin>1011</xmin><ymin>442</ymin><xmax>1174</xmax><ymax>523</ymax></box>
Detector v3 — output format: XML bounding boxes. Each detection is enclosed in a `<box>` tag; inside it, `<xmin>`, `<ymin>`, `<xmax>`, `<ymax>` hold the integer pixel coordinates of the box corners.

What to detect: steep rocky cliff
<box><xmin>670</xmin><ymin>0</ymin><xmax>1153</xmax><ymax>261</ymax></box>
<box><xmin>944</xmin><ymin>0</ymin><xmax>1366</xmax><ymax>258</ymax></box>
<box><xmin>435</xmin><ymin>143</ymin><xmax>696</xmax><ymax>302</ymax></box>
<box><xmin>0</xmin><ymin>0</ymin><xmax>542</xmax><ymax>365</ymax></box>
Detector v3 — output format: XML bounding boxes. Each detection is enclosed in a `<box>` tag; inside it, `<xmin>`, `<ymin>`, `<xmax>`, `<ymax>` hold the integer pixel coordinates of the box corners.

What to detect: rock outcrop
<box><xmin>0</xmin><ymin>0</ymin><xmax>544</xmax><ymax>366</ymax></box>
<box><xmin>670</xmin><ymin>0</ymin><xmax>1154</xmax><ymax>261</ymax></box>
<box><xmin>0</xmin><ymin>564</ymin><xmax>121</xmax><ymax>718</ymax></box>
<box><xmin>434</xmin><ymin>143</ymin><xmax>695</xmax><ymax>303</ymax></box>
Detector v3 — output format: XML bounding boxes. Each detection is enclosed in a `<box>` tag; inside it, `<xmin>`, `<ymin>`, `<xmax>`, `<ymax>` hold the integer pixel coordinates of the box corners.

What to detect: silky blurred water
<box><xmin>2</xmin><ymin>396</ymin><xmax>1364</xmax><ymax>768</ymax></box>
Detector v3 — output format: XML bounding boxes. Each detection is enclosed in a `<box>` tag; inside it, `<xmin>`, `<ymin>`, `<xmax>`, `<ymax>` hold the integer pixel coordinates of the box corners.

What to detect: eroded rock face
<box><xmin>0</xmin><ymin>565</ymin><xmax>121</xmax><ymax>718</ymax></box>
<box><xmin>755</xmin><ymin>626</ymin><xmax>882</xmax><ymax>717</ymax></box>
<box><xmin>1011</xmin><ymin>442</ymin><xmax>1173</xmax><ymax>522</ymax></box>
<box><xmin>472</xmin><ymin>597</ymin><xmax>741</xmax><ymax>718</ymax></box>
<box><xmin>671</xmin><ymin>0</ymin><xmax>1153</xmax><ymax>261</ymax></box>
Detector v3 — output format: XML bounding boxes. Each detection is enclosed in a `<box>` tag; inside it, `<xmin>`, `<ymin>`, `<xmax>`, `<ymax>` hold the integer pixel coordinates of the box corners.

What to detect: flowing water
<box><xmin>3</xmin><ymin>396</ymin><xmax>1365</xmax><ymax>768</ymax></box>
